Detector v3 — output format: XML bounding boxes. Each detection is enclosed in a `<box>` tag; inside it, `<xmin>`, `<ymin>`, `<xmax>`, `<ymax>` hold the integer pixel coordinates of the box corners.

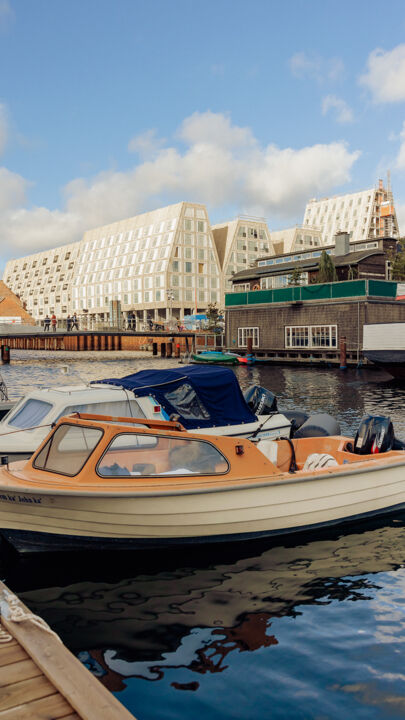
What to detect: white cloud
<box><xmin>322</xmin><ymin>95</ymin><xmax>354</xmax><ymax>124</ymax></box>
<box><xmin>179</xmin><ymin>111</ymin><xmax>256</xmax><ymax>149</ymax></box>
<box><xmin>360</xmin><ymin>44</ymin><xmax>405</xmax><ymax>103</ymax></box>
<box><xmin>289</xmin><ymin>52</ymin><xmax>344</xmax><ymax>83</ymax></box>
<box><xmin>0</xmin><ymin>167</ymin><xmax>29</xmax><ymax>212</ymax></box>
<box><xmin>128</xmin><ymin>129</ymin><xmax>166</xmax><ymax>159</ymax></box>
<box><xmin>0</xmin><ymin>111</ymin><xmax>360</xmax><ymax>258</ymax></box>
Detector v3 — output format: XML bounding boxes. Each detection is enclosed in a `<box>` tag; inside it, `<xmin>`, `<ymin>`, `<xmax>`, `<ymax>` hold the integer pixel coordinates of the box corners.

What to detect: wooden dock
<box><xmin>0</xmin><ymin>581</ymin><xmax>135</xmax><ymax>720</ymax></box>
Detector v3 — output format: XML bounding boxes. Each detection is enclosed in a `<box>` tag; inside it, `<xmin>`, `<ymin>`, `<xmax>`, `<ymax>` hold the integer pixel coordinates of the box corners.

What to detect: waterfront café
<box><xmin>225</xmin><ymin>236</ymin><xmax>405</xmax><ymax>365</ymax></box>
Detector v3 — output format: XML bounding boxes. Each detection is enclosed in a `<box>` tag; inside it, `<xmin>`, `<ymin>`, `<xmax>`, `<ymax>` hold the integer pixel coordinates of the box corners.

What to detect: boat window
<box><xmin>8</xmin><ymin>399</ymin><xmax>53</xmax><ymax>430</ymax></box>
<box><xmin>163</xmin><ymin>383</ymin><xmax>210</xmax><ymax>420</ymax></box>
<box><xmin>54</xmin><ymin>399</ymin><xmax>146</xmax><ymax>422</ymax></box>
<box><xmin>97</xmin><ymin>434</ymin><xmax>229</xmax><ymax>477</ymax></box>
<box><xmin>34</xmin><ymin>423</ymin><xmax>103</xmax><ymax>476</ymax></box>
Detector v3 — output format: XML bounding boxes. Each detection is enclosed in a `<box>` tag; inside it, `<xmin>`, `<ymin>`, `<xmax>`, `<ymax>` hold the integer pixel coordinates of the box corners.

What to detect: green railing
<box><xmin>225</xmin><ymin>279</ymin><xmax>398</xmax><ymax>307</ymax></box>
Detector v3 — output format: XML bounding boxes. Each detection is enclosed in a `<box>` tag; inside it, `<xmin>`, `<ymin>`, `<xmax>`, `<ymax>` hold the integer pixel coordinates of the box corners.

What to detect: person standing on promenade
<box><xmin>71</xmin><ymin>313</ymin><xmax>79</xmax><ymax>331</ymax></box>
<box><xmin>66</xmin><ymin>315</ymin><xmax>72</xmax><ymax>332</ymax></box>
<box><xmin>51</xmin><ymin>313</ymin><xmax>57</xmax><ymax>332</ymax></box>
<box><xmin>44</xmin><ymin>315</ymin><xmax>51</xmax><ymax>332</ymax></box>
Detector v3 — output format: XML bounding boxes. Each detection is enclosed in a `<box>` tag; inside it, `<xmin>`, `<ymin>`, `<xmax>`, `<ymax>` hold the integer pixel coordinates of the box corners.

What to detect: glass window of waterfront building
<box><xmin>285</xmin><ymin>325</ymin><xmax>337</xmax><ymax>349</ymax></box>
<box><xmin>237</xmin><ymin>327</ymin><xmax>259</xmax><ymax>348</ymax></box>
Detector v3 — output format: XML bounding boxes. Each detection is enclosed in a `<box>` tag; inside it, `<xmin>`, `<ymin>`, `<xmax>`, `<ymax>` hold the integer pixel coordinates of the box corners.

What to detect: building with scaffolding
<box><xmin>302</xmin><ymin>178</ymin><xmax>399</xmax><ymax>247</ymax></box>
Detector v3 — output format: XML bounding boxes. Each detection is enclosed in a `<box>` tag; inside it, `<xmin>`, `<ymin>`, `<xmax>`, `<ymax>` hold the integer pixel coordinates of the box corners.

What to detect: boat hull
<box><xmin>363</xmin><ymin>350</ymin><xmax>405</xmax><ymax>379</ymax></box>
<box><xmin>1</xmin><ymin>458</ymin><xmax>405</xmax><ymax>551</ymax></box>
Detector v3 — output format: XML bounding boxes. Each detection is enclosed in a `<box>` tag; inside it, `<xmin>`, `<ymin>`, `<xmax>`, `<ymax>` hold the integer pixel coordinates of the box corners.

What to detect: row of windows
<box><xmin>258</xmin><ymin>250</ymin><xmax>329</xmax><ymax>267</ymax></box>
<box><xmin>285</xmin><ymin>325</ymin><xmax>337</xmax><ymax>348</ymax></box>
<box><xmin>260</xmin><ymin>272</ymin><xmax>309</xmax><ymax>289</ymax></box>
<box><xmin>236</xmin><ymin>325</ymin><xmax>337</xmax><ymax>350</ymax></box>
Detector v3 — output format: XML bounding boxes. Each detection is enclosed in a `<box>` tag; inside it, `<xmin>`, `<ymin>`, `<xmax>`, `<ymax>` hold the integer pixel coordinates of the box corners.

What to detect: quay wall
<box><xmin>0</xmin><ymin>332</ymin><xmax>218</xmax><ymax>352</ymax></box>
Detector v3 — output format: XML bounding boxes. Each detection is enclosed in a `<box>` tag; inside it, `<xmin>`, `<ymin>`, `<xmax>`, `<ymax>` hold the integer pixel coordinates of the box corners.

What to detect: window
<box><xmin>54</xmin><ymin>400</ymin><xmax>145</xmax><ymax>423</ymax></box>
<box><xmin>237</xmin><ymin>327</ymin><xmax>259</xmax><ymax>348</ymax></box>
<box><xmin>34</xmin><ymin>424</ymin><xmax>103</xmax><ymax>476</ymax></box>
<box><xmin>285</xmin><ymin>325</ymin><xmax>337</xmax><ymax>349</ymax></box>
<box><xmin>97</xmin><ymin>433</ymin><xmax>228</xmax><ymax>477</ymax></box>
<box><xmin>8</xmin><ymin>399</ymin><xmax>53</xmax><ymax>429</ymax></box>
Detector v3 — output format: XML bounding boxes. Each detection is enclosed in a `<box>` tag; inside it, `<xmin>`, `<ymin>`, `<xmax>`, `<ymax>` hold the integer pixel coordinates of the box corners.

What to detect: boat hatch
<box><xmin>97</xmin><ymin>433</ymin><xmax>230</xmax><ymax>477</ymax></box>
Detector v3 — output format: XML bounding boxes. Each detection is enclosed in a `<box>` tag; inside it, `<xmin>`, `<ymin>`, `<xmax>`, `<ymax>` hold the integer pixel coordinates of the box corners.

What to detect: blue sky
<box><xmin>2</xmin><ymin>0</ymin><xmax>405</xmax><ymax>271</ymax></box>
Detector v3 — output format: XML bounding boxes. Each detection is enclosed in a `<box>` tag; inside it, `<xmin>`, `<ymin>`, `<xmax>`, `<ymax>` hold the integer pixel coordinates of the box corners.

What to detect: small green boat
<box><xmin>191</xmin><ymin>351</ymin><xmax>239</xmax><ymax>365</ymax></box>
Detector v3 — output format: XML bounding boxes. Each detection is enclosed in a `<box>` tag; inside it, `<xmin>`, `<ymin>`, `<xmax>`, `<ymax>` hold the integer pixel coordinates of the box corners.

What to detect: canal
<box><xmin>1</xmin><ymin>351</ymin><xmax>405</xmax><ymax>720</ymax></box>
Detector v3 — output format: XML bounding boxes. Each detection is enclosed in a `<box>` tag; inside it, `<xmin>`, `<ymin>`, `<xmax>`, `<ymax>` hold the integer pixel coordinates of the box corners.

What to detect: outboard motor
<box><xmin>352</xmin><ymin>415</ymin><xmax>394</xmax><ymax>455</ymax></box>
<box><xmin>244</xmin><ymin>385</ymin><xmax>277</xmax><ymax>415</ymax></box>
<box><xmin>293</xmin><ymin>413</ymin><xmax>341</xmax><ymax>439</ymax></box>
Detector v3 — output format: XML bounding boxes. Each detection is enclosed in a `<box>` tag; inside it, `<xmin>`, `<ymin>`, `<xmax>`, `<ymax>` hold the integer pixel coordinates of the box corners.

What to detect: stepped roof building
<box><xmin>3</xmin><ymin>202</ymin><xmax>223</xmax><ymax>327</ymax></box>
<box><xmin>211</xmin><ymin>216</ymin><xmax>274</xmax><ymax>291</ymax></box>
<box><xmin>303</xmin><ymin>179</ymin><xmax>399</xmax><ymax>246</ymax></box>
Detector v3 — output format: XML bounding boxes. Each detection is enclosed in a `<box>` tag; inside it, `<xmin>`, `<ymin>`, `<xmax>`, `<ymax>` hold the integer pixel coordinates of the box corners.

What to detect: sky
<box><xmin>2</xmin><ymin>0</ymin><xmax>405</xmax><ymax>272</ymax></box>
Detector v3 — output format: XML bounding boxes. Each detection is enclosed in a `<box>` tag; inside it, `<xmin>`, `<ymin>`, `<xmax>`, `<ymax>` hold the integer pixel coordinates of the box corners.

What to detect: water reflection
<box><xmin>2</xmin><ymin>515</ymin><xmax>404</xmax><ymax>698</ymax></box>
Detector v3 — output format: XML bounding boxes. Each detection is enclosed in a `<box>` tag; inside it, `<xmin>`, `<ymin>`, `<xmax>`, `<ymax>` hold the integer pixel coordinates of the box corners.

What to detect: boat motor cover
<box><xmin>94</xmin><ymin>365</ymin><xmax>257</xmax><ymax>429</ymax></box>
<box><xmin>293</xmin><ymin>413</ymin><xmax>341</xmax><ymax>439</ymax></box>
<box><xmin>353</xmin><ymin>415</ymin><xmax>394</xmax><ymax>455</ymax></box>
<box><xmin>244</xmin><ymin>385</ymin><xmax>277</xmax><ymax>414</ymax></box>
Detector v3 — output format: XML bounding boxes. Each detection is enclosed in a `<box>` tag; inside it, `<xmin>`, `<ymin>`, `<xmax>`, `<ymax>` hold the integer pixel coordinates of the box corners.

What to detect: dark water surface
<box><xmin>1</xmin><ymin>351</ymin><xmax>405</xmax><ymax>719</ymax></box>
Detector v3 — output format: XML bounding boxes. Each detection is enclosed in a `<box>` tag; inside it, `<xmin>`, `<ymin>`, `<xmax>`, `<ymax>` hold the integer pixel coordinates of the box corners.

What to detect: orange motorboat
<box><xmin>0</xmin><ymin>413</ymin><xmax>404</xmax><ymax>552</ymax></box>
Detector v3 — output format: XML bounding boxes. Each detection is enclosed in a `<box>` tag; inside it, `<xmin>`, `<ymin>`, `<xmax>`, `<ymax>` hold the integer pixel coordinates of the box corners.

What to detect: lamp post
<box><xmin>167</xmin><ymin>290</ymin><xmax>174</xmax><ymax>328</ymax></box>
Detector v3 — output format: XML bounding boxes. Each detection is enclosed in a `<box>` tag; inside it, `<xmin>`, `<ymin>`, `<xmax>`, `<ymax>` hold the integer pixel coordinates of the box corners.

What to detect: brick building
<box><xmin>225</xmin><ymin>279</ymin><xmax>405</xmax><ymax>366</ymax></box>
<box><xmin>0</xmin><ymin>281</ymin><xmax>36</xmax><ymax>325</ymax></box>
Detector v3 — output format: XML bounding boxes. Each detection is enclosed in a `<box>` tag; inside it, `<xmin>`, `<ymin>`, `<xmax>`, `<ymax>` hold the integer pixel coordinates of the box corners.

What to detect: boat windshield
<box><xmin>34</xmin><ymin>423</ymin><xmax>103</xmax><ymax>476</ymax></box>
<box><xmin>97</xmin><ymin>433</ymin><xmax>229</xmax><ymax>477</ymax></box>
<box><xmin>54</xmin><ymin>399</ymin><xmax>146</xmax><ymax>423</ymax></box>
<box><xmin>8</xmin><ymin>399</ymin><xmax>53</xmax><ymax>429</ymax></box>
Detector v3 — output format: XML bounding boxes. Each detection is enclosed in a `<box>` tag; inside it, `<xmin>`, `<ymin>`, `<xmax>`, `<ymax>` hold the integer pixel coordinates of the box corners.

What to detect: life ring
<box><xmin>252</xmin><ymin>284</ymin><xmax>260</xmax><ymax>291</ymax></box>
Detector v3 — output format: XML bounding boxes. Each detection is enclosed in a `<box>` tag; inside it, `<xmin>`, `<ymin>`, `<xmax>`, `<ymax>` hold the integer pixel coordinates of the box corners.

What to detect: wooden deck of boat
<box><xmin>0</xmin><ymin>580</ymin><xmax>135</xmax><ymax>720</ymax></box>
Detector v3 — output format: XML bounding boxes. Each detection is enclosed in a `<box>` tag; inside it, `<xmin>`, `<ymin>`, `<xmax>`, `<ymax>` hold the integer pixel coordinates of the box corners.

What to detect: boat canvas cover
<box><xmin>95</xmin><ymin>365</ymin><xmax>257</xmax><ymax>429</ymax></box>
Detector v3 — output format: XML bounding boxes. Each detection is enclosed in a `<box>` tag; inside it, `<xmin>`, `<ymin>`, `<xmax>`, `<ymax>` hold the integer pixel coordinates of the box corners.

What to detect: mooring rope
<box><xmin>0</xmin><ymin>590</ymin><xmax>61</xmax><ymax>641</ymax></box>
<box><xmin>0</xmin><ymin>423</ymin><xmax>53</xmax><ymax>438</ymax></box>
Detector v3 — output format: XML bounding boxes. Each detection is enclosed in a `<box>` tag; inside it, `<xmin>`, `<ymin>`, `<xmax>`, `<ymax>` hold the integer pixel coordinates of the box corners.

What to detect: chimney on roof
<box><xmin>333</xmin><ymin>231</ymin><xmax>350</xmax><ymax>256</ymax></box>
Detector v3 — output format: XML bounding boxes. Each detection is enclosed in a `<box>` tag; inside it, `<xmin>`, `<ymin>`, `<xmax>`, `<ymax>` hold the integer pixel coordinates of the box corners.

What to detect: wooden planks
<box><xmin>0</xmin><ymin>581</ymin><xmax>136</xmax><ymax>720</ymax></box>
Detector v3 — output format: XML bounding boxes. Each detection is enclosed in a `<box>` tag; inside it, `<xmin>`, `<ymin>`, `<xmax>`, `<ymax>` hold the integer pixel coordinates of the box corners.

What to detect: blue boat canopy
<box><xmin>94</xmin><ymin>364</ymin><xmax>257</xmax><ymax>429</ymax></box>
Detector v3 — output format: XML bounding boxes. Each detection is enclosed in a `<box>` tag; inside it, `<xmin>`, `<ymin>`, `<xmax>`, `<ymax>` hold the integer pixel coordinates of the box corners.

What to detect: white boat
<box><xmin>0</xmin><ymin>365</ymin><xmax>311</xmax><ymax>461</ymax></box>
<box><xmin>0</xmin><ymin>411</ymin><xmax>403</xmax><ymax>553</ymax></box>
<box><xmin>363</xmin><ymin>322</ymin><xmax>405</xmax><ymax>379</ymax></box>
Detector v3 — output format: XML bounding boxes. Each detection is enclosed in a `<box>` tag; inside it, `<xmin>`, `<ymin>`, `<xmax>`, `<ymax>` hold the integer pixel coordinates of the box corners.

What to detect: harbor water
<box><xmin>1</xmin><ymin>351</ymin><xmax>405</xmax><ymax>719</ymax></box>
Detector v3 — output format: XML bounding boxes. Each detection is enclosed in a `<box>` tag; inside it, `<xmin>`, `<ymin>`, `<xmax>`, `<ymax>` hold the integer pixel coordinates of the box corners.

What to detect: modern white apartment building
<box><xmin>3</xmin><ymin>202</ymin><xmax>223</xmax><ymax>327</ymax></box>
<box><xmin>269</xmin><ymin>226</ymin><xmax>324</xmax><ymax>254</ymax></box>
<box><xmin>303</xmin><ymin>179</ymin><xmax>399</xmax><ymax>246</ymax></box>
<box><xmin>211</xmin><ymin>216</ymin><xmax>274</xmax><ymax>291</ymax></box>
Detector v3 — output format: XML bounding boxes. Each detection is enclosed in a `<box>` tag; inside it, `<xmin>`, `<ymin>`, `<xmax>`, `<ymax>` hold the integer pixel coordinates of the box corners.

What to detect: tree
<box><xmin>388</xmin><ymin>239</ymin><xmax>405</xmax><ymax>280</ymax></box>
<box><xmin>317</xmin><ymin>250</ymin><xmax>337</xmax><ymax>283</ymax></box>
<box><xmin>288</xmin><ymin>267</ymin><xmax>302</xmax><ymax>286</ymax></box>
<box><xmin>206</xmin><ymin>302</ymin><xmax>224</xmax><ymax>332</ymax></box>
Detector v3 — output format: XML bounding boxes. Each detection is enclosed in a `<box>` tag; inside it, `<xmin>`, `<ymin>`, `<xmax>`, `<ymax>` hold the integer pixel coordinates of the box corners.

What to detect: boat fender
<box><xmin>256</xmin><ymin>438</ymin><xmax>278</xmax><ymax>464</ymax></box>
<box><xmin>281</xmin><ymin>410</ymin><xmax>309</xmax><ymax>435</ymax></box>
<box><xmin>303</xmin><ymin>453</ymin><xmax>338</xmax><ymax>471</ymax></box>
<box><xmin>293</xmin><ymin>413</ymin><xmax>341</xmax><ymax>439</ymax></box>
